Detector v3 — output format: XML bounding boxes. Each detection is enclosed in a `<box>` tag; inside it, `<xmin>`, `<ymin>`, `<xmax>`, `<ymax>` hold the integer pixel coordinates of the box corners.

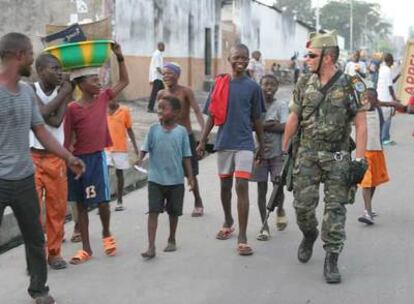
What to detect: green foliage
<box><xmin>275</xmin><ymin>0</ymin><xmax>315</xmax><ymax>25</ymax></box>
<box><xmin>320</xmin><ymin>0</ymin><xmax>391</xmax><ymax>51</ymax></box>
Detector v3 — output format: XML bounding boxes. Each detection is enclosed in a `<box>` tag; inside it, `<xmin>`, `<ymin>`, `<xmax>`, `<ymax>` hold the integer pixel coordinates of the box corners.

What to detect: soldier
<box><xmin>282</xmin><ymin>31</ymin><xmax>367</xmax><ymax>283</ymax></box>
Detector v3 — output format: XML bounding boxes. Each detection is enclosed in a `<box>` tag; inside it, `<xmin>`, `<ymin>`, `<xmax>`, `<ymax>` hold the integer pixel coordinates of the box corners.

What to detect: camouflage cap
<box><xmin>307</xmin><ymin>30</ymin><xmax>338</xmax><ymax>48</ymax></box>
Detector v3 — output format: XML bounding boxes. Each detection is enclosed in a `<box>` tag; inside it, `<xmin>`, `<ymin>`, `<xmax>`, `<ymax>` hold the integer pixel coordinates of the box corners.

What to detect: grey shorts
<box><xmin>251</xmin><ymin>156</ymin><xmax>284</xmax><ymax>183</ymax></box>
<box><xmin>217</xmin><ymin>150</ymin><xmax>254</xmax><ymax>179</ymax></box>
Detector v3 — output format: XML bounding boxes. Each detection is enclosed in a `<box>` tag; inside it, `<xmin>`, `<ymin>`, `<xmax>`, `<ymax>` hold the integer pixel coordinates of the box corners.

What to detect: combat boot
<box><xmin>297</xmin><ymin>230</ymin><xmax>318</xmax><ymax>263</ymax></box>
<box><xmin>324</xmin><ymin>252</ymin><xmax>341</xmax><ymax>284</ymax></box>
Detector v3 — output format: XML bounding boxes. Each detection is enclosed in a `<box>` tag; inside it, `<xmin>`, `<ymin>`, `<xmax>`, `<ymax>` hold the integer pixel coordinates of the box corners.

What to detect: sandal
<box><xmin>276</xmin><ymin>213</ymin><xmax>288</xmax><ymax>231</ymax></box>
<box><xmin>70</xmin><ymin>250</ymin><xmax>91</xmax><ymax>265</ymax></box>
<box><xmin>103</xmin><ymin>236</ymin><xmax>117</xmax><ymax>256</ymax></box>
<box><xmin>70</xmin><ymin>232</ymin><xmax>81</xmax><ymax>243</ymax></box>
<box><xmin>237</xmin><ymin>243</ymin><xmax>254</xmax><ymax>256</ymax></box>
<box><xmin>191</xmin><ymin>207</ymin><xmax>204</xmax><ymax>217</ymax></box>
<box><xmin>256</xmin><ymin>230</ymin><xmax>270</xmax><ymax>241</ymax></box>
<box><xmin>48</xmin><ymin>257</ymin><xmax>68</xmax><ymax>270</ymax></box>
<box><xmin>216</xmin><ymin>226</ymin><xmax>235</xmax><ymax>240</ymax></box>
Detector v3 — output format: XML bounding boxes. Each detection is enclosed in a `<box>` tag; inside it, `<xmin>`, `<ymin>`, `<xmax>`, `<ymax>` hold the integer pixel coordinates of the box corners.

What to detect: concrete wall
<box><xmin>0</xmin><ymin>0</ymin><xmax>110</xmax><ymax>54</ymax></box>
<box><xmin>235</xmin><ymin>1</ymin><xmax>309</xmax><ymax>69</ymax></box>
<box><xmin>116</xmin><ymin>0</ymin><xmax>221</xmax><ymax>99</ymax></box>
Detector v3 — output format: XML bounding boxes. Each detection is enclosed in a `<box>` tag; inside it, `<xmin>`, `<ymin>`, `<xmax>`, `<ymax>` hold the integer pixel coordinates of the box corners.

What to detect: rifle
<box><xmin>259</xmin><ymin>144</ymin><xmax>293</xmax><ymax>233</ymax></box>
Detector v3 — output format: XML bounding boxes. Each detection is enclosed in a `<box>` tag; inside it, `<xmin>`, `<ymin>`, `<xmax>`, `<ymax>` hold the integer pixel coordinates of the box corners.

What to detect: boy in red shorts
<box><xmin>64</xmin><ymin>43</ymin><xmax>129</xmax><ymax>264</ymax></box>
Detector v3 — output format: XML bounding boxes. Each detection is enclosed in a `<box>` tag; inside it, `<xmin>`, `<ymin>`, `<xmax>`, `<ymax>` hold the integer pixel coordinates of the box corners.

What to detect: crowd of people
<box><xmin>0</xmin><ymin>27</ymin><xmax>413</xmax><ymax>304</ymax></box>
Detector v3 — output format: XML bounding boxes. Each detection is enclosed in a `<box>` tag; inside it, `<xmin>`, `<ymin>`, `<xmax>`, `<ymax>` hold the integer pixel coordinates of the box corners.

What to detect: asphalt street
<box><xmin>1</xmin><ymin>103</ymin><xmax>414</xmax><ymax>304</ymax></box>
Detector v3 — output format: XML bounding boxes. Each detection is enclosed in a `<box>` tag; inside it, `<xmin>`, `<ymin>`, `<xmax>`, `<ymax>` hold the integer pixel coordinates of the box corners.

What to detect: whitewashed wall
<box><xmin>236</xmin><ymin>1</ymin><xmax>310</xmax><ymax>61</ymax></box>
<box><xmin>116</xmin><ymin>0</ymin><xmax>219</xmax><ymax>58</ymax></box>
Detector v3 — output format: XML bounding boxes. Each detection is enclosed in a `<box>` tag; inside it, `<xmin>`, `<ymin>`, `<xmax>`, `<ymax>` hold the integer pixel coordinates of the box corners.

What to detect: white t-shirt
<box><xmin>247</xmin><ymin>59</ymin><xmax>265</xmax><ymax>83</ymax></box>
<box><xmin>366</xmin><ymin>109</ymin><xmax>382</xmax><ymax>151</ymax></box>
<box><xmin>148</xmin><ymin>49</ymin><xmax>163</xmax><ymax>82</ymax></box>
<box><xmin>377</xmin><ymin>64</ymin><xmax>394</xmax><ymax>120</ymax></box>
<box><xmin>29</xmin><ymin>82</ymin><xmax>64</xmax><ymax>149</ymax></box>
<box><xmin>344</xmin><ymin>61</ymin><xmax>367</xmax><ymax>77</ymax></box>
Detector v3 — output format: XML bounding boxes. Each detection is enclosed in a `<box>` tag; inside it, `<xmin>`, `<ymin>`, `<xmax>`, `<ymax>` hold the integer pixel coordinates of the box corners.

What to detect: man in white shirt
<box><xmin>147</xmin><ymin>42</ymin><xmax>165</xmax><ymax>113</ymax></box>
<box><xmin>377</xmin><ymin>53</ymin><xmax>399</xmax><ymax>145</ymax></box>
<box><xmin>344</xmin><ymin>50</ymin><xmax>367</xmax><ymax>78</ymax></box>
<box><xmin>29</xmin><ymin>53</ymin><xmax>74</xmax><ymax>270</ymax></box>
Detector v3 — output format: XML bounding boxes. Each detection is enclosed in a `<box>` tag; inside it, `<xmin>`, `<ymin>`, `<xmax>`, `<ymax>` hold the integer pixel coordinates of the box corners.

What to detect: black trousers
<box><xmin>0</xmin><ymin>175</ymin><xmax>49</xmax><ymax>298</ymax></box>
<box><xmin>147</xmin><ymin>79</ymin><xmax>165</xmax><ymax>111</ymax></box>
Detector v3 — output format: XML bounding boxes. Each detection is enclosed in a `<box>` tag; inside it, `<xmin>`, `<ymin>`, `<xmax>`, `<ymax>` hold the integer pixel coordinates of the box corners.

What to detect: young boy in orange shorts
<box><xmin>358</xmin><ymin>88</ymin><xmax>400</xmax><ymax>224</ymax></box>
<box><xmin>106</xmin><ymin>98</ymin><xmax>139</xmax><ymax>211</ymax></box>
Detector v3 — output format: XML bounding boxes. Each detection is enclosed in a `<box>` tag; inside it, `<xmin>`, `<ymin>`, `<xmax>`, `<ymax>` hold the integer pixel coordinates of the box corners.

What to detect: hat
<box><xmin>70</xmin><ymin>67</ymin><xmax>100</xmax><ymax>81</ymax></box>
<box><xmin>163</xmin><ymin>62</ymin><xmax>181</xmax><ymax>76</ymax></box>
<box><xmin>307</xmin><ymin>30</ymin><xmax>338</xmax><ymax>48</ymax></box>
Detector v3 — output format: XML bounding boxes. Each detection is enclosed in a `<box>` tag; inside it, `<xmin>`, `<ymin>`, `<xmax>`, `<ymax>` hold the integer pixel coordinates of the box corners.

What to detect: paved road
<box><xmin>1</xmin><ymin>110</ymin><xmax>414</xmax><ymax>304</ymax></box>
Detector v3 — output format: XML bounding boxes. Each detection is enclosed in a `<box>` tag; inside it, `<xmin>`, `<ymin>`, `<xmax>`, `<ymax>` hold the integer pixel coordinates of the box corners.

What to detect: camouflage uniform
<box><xmin>289</xmin><ymin>73</ymin><xmax>364</xmax><ymax>254</ymax></box>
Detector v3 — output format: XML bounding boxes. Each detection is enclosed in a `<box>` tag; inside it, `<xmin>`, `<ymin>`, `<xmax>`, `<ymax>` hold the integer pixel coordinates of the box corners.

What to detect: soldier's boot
<box><xmin>297</xmin><ymin>230</ymin><xmax>318</xmax><ymax>263</ymax></box>
<box><xmin>324</xmin><ymin>252</ymin><xmax>341</xmax><ymax>284</ymax></box>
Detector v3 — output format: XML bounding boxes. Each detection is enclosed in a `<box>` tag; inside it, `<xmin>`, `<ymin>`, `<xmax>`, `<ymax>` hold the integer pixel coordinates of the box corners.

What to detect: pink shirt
<box><xmin>64</xmin><ymin>89</ymin><xmax>113</xmax><ymax>155</ymax></box>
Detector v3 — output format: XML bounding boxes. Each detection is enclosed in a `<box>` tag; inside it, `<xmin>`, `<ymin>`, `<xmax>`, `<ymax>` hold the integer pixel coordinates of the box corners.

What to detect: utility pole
<box><xmin>316</xmin><ymin>0</ymin><xmax>320</xmax><ymax>32</ymax></box>
<box><xmin>350</xmin><ymin>0</ymin><xmax>353</xmax><ymax>51</ymax></box>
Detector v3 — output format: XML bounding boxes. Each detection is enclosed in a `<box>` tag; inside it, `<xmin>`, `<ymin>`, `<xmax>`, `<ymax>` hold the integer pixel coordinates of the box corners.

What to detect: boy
<box><xmin>251</xmin><ymin>74</ymin><xmax>288</xmax><ymax>241</ymax></box>
<box><xmin>157</xmin><ymin>62</ymin><xmax>205</xmax><ymax>216</ymax></box>
<box><xmin>29</xmin><ymin>53</ymin><xmax>74</xmax><ymax>270</ymax></box>
<box><xmin>358</xmin><ymin>88</ymin><xmax>401</xmax><ymax>224</ymax></box>
<box><xmin>139</xmin><ymin>95</ymin><xmax>195</xmax><ymax>259</ymax></box>
<box><xmin>197</xmin><ymin>44</ymin><xmax>265</xmax><ymax>256</ymax></box>
<box><xmin>64</xmin><ymin>43</ymin><xmax>129</xmax><ymax>264</ymax></box>
<box><xmin>106</xmin><ymin>98</ymin><xmax>139</xmax><ymax>211</ymax></box>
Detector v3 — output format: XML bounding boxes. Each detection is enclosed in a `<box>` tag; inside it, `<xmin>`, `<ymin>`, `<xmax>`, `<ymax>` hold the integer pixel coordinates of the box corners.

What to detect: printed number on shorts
<box><xmin>85</xmin><ymin>185</ymin><xmax>97</xmax><ymax>199</ymax></box>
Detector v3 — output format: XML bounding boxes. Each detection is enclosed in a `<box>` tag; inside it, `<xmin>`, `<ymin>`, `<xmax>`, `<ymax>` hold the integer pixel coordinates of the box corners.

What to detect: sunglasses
<box><xmin>305</xmin><ymin>52</ymin><xmax>319</xmax><ymax>59</ymax></box>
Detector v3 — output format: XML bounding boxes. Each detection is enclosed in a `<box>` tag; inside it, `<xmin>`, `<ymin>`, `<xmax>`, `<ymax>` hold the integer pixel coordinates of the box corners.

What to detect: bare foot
<box><xmin>141</xmin><ymin>247</ymin><xmax>156</xmax><ymax>259</ymax></box>
<box><xmin>163</xmin><ymin>242</ymin><xmax>177</xmax><ymax>252</ymax></box>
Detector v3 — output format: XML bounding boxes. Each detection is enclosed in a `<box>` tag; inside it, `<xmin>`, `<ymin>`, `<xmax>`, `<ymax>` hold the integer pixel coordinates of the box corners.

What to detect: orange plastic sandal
<box><xmin>103</xmin><ymin>236</ymin><xmax>117</xmax><ymax>256</ymax></box>
<box><xmin>69</xmin><ymin>250</ymin><xmax>91</xmax><ymax>265</ymax></box>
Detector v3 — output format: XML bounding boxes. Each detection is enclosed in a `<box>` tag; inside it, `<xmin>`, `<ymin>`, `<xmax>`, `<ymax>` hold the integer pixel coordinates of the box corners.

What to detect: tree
<box><xmin>320</xmin><ymin>0</ymin><xmax>392</xmax><ymax>51</ymax></box>
<box><xmin>275</xmin><ymin>0</ymin><xmax>315</xmax><ymax>26</ymax></box>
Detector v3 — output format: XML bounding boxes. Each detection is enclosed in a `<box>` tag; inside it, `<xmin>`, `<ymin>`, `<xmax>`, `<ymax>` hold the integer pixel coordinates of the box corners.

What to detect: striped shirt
<box><xmin>0</xmin><ymin>82</ymin><xmax>44</xmax><ymax>180</ymax></box>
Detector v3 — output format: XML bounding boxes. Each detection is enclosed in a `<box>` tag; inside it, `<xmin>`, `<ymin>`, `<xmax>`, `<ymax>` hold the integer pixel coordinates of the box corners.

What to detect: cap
<box><xmin>307</xmin><ymin>30</ymin><xmax>338</xmax><ymax>48</ymax></box>
<box><xmin>70</xmin><ymin>67</ymin><xmax>100</xmax><ymax>81</ymax></box>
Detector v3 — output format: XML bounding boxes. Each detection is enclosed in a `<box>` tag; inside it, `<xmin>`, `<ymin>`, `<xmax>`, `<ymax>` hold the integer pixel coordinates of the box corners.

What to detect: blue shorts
<box><xmin>68</xmin><ymin>151</ymin><xmax>111</xmax><ymax>206</ymax></box>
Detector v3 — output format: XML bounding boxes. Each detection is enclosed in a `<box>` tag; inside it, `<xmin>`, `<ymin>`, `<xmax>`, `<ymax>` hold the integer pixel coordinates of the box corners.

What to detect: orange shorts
<box><xmin>359</xmin><ymin>150</ymin><xmax>389</xmax><ymax>188</ymax></box>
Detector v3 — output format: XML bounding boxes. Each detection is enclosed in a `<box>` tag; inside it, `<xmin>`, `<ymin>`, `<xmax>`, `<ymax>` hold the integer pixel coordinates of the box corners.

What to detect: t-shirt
<box><xmin>107</xmin><ymin>105</ymin><xmax>132</xmax><ymax>152</ymax></box>
<box><xmin>141</xmin><ymin>123</ymin><xmax>191</xmax><ymax>185</ymax></box>
<box><xmin>64</xmin><ymin>89</ymin><xmax>113</xmax><ymax>156</ymax></box>
<box><xmin>0</xmin><ymin>82</ymin><xmax>44</xmax><ymax>180</ymax></box>
<box><xmin>377</xmin><ymin>64</ymin><xmax>394</xmax><ymax>120</ymax></box>
<box><xmin>262</xmin><ymin>99</ymin><xmax>289</xmax><ymax>158</ymax></box>
<box><xmin>148</xmin><ymin>49</ymin><xmax>163</xmax><ymax>82</ymax></box>
<box><xmin>247</xmin><ymin>59</ymin><xmax>265</xmax><ymax>83</ymax></box>
<box><xmin>29</xmin><ymin>82</ymin><xmax>64</xmax><ymax>149</ymax></box>
<box><xmin>366</xmin><ymin>108</ymin><xmax>383</xmax><ymax>151</ymax></box>
<box><xmin>345</xmin><ymin>61</ymin><xmax>367</xmax><ymax>77</ymax></box>
<box><xmin>204</xmin><ymin>76</ymin><xmax>265</xmax><ymax>151</ymax></box>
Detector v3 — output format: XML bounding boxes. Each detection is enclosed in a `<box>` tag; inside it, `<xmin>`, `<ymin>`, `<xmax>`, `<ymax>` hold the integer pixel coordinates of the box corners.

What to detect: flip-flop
<box><xmin>103</xmin><ymin>236</ymin><xmax>117</xmax><ymax>256</ymax></box>
<box><xmin>237</xmin><ymin>243</ymin><xmax>254</xmax><ymax>256</ymax></box>
<box><xmin>115</xmin><ymin>204</ymin><xmax>125</xmax><ymax>211</ymax></box>
<box><xmin>256</xmin><ymin>230</ymin><xmax>270</xmax><ymax>241</ymax></box>
<box><xmin>276</xmin><ymin>214</ymin><xmax>288</xmax><ymax>231</ymax></box>
<box><xmin>48</xmin><ymin>257</ymin><xmax>68</xmax><ymax>270</ymax></box>
<box><xmin>216</xmin><ymin>227</ymin><xmax>235</xmax><ymax>240</ymax></box>
<box><xmin>191</xmin><ymin>207</ymin><xmax>204</xmax><ymax>217</ymax></box>
<box><xmin>70</xmin><ymin>250</ymin><xmax>91</xmax><ymax>265</ymax></box>
<box><xmin>70</xmin><ymin>232</ymin><xmax>81</xmax><ymax>243</ymax></box>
